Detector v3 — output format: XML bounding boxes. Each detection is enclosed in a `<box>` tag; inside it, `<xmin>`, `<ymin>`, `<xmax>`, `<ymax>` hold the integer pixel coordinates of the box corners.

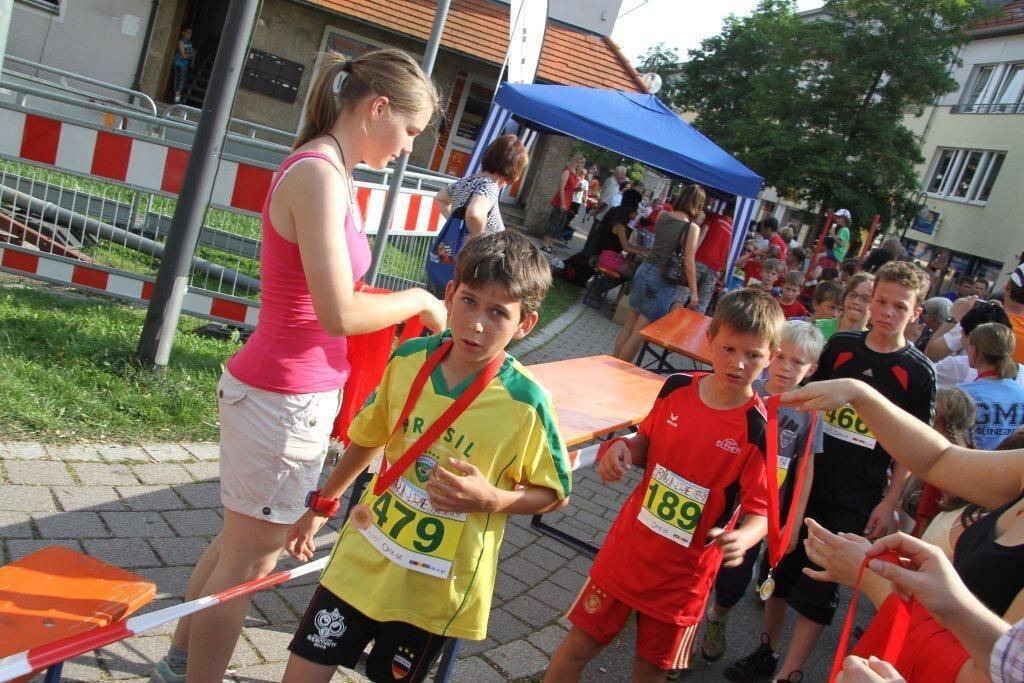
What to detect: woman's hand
<box><xmin>802</xmin><ymin>518</ymin><xmax>872</xmax><ymax>588</ymax></box>
<box><xmin>419</xmin><ymin>292</ymin><xmax>448</xmax><ymax>332</ymax></box>
<box><xmin>781</xmin><ymin>379</ymin><xmax>864</xmax><ymax>413</ymax></box>
<box><xmin>836</xmin><ymin>656</ymin><xmax>905</xmax><ymax>682</ymax></box>
<box><xmin>864</xmin><ymin>532</ymin><xmax>975</xmax><ymax>620</ymax></box>
<box><xmin>688</xmin><ymin>291</ymin><xmax>700</xmax><ymax>309</ymax></box>
<box><xmin>286</xmin><ymin>509</ymin><xmax>330</xmax><ymax>562</ymax></box>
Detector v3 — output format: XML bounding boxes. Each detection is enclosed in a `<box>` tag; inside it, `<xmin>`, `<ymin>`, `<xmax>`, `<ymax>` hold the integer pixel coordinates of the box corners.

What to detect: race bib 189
<box><xmin>823</xmin><ymin>403</ymin><xmax>876</xmax><ymax>449</ymax></box>
<box><xmin>361</xmin><ymin>476</ymin><xmax>466</xmax><ymax>579</ymax></box>
<box><xmin>637</xmin><ymin>464</ymin><xmax>709</xmax><ymax>547</ymax></box>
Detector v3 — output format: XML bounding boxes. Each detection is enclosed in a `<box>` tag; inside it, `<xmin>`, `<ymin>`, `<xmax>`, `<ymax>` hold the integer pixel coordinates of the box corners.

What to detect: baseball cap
<box><xmin>835</xmin><ymin>208</ymin><xmax>852</xmax><ymax>219</ymax></box>
<box><xmin>1011</xmin><ymin>263</ymin><xmax>1024</xmax><ymax>288</ymax></box>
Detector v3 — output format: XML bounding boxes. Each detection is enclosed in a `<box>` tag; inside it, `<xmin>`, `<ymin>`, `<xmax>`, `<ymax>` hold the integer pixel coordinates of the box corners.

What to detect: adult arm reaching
<box><xmin>781</xmin><ymin>379</ymin><xmax>1024</xmax><ymax>509</ymax></box>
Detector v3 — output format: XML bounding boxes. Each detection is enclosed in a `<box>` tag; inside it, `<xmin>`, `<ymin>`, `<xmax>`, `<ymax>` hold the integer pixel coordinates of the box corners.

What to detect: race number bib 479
<box><xmin>823</xmin><ymin>403</ymin><xmax>876</xmax><ymax>449</ymax></box>
<box><xmin>360</xmin><ymin>476</ymin><xmax>466</xmax><ymax>579</ymax></box>
<box><xmin>638</xmin><ymin>464</ymin><xmax>709</xmax><ymax>547</ymax></box>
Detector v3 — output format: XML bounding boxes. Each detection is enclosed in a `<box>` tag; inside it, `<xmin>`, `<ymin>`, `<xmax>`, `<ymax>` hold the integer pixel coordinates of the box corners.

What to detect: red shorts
<box><xmin>567</xmin><ymin>577</ymin><xmax>700</xmax><ymax>671</ymax></box>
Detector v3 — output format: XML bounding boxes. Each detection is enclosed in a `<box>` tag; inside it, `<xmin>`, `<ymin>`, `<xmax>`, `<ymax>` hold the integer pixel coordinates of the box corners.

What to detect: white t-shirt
<box><xmin>934</xmin><ymin>353</ymin><xmax>1024</xmax><ymax>388</ymax></box>
<box><xmin>595</xmin><ymin>177</ymin><xmax>620</xmax><ymax>219</ymax></box>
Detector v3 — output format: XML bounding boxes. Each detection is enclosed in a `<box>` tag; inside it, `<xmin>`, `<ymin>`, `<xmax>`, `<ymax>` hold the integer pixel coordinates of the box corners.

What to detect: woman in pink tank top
<box><xmin>154</xmin><ymin>49</ymin><xmax>447</xmax><ymax>683</ymax></box>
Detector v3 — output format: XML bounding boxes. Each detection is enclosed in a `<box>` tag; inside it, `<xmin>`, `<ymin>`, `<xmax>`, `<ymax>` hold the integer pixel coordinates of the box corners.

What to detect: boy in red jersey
<box><xmin>776</xmin><ymin>271</ymin><xmax>810</xmax><ymax>319</ymax></box>
<box><xmin>546</xmin><ymin>289</ymin><xmax>783</xmax><ymax>682</ymax></box>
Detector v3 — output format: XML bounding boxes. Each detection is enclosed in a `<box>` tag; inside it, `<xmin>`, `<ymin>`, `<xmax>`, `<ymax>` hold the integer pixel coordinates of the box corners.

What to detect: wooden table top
<box><xmin>0</xmin><ymin>546</ymin><xmax>155</xmax><ymax>658</ymax></box>
<box><xmin>638</xmin><ymin>307</ymin><xmax>715</xmax><ymax>365</ymax></box>
<box><xmin>528</xmin><ymin>355</ymin><xmax>664</xmax><ymax>447</ymax></box>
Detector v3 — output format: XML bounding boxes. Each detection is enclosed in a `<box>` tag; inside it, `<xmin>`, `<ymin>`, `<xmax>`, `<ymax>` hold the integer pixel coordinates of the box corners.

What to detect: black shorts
<box><xmin>288</xmin><ymin>585</ymin><xmax>453</xmax><ymax>682</ymax></box>
<box><xmin>770</xmin><ymin>502</ymin><xmax>870</xmax><ymax>626</ymax></box>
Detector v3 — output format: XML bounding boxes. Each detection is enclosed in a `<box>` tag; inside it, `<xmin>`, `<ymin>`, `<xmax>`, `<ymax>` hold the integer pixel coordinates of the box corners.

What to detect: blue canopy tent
<box><xmin>464</xmin><ymin>83</ymin><xmax>764</xmax><ymax>280</ymax></box>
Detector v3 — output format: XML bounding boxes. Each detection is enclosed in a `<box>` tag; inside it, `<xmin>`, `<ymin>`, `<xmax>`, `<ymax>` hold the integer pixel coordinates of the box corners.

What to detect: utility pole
<box><xmin>364</xmin><ymin>0</ymin><xmax>451</xmax><ymax>285</ymax></box>
<box><xmin>137</xmin><ymin>0</ymin><xmax>260</xmax><ymax>368</ymax></box>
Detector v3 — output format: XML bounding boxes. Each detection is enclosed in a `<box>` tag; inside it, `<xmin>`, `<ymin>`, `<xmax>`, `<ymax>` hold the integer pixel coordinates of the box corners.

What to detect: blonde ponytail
<box><xmin>295</xmin><ymin>48</ymin><xmax>440</xmax><ymax>150</ymax></box>
<box><xmin>969</xmin><ymin>322</ymin><xmax>1018</xmax><ymax>380</ymax></box>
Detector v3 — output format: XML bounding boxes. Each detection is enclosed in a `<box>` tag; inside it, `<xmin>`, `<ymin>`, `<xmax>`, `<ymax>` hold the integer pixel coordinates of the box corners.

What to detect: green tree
<box><xmin>635</xmin><ymin>42</ymin><xmax>683</xmax><ymax>107</ymax></box>
<box><xmin>678</xmin><ymin>0</ymin><xmax>985</xmax><ymax>231</ymax></box>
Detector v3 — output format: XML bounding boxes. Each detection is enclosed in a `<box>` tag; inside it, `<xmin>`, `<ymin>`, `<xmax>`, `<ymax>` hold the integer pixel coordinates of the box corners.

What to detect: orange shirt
<box><xmin>1010</xmin><ymin>313</ymin><xmax>1024</xmax><ymax>364</ymax></box>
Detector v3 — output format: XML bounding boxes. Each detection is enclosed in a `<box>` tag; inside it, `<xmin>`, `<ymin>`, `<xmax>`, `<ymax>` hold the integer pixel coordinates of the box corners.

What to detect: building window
<box><xmin>17</xmin><ymin>0</ymin><xmax>61</xmax><ymax>13</ymax></box>
<box><xmin>957</xmin><ymin>62</ymin><xmax>1024</xmax><ymax>113</ymax></box>
<box><xmin>924</xmin><ymin>148</ymin><xmax>1006</xmax><ymax>204</ymax></box>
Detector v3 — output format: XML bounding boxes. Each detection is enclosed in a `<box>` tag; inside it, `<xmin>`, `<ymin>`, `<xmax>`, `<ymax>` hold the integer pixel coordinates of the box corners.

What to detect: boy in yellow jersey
<box><xmin>282</xmin><ymin>231</ymin><xmax>571</xmax><ymax>682</ymax></box>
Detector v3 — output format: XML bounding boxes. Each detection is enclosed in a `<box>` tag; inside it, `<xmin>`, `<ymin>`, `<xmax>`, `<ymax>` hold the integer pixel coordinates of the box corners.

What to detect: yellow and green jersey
<box><xmin>320</xmin><ymin>332</ymin><xmax>571</xmax><ymax>640</ymax></box>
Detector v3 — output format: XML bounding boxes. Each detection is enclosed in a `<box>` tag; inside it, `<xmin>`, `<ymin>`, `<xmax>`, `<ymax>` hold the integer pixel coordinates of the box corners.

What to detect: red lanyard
<box><xmin>761</xmin><ymin>396</ymin><xmax>818</xmax><ymax>582</ymax></box>
<box><xmin>829</xmin><ymin>552</ymin><xmax>911</xmax><ymax>682</ymax></box>
<box><xmin>373</xmin><ymin>339</ymin><xmax>505</xmax><ymax>496</ymax></box>
<box><xmin>977</xmin><ymin>369</ymin><xmax>1000</xmax><ymax>379</ymax></box>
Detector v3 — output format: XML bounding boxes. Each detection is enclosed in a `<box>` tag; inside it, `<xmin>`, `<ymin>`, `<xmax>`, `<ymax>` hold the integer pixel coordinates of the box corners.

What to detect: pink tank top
<box><xmin>227</xmin><ymin>152</ymin><xmax>372</xmax><ymax>393</ymax></box>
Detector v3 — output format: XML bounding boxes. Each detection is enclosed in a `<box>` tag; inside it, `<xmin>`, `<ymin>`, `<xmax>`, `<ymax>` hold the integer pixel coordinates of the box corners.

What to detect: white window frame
<box><xmin>958</xmin><ymin>61</ymin><xmax>1024</xmax><ymax>114</ymax></box>
<box><xmin>923</xmin><ymin>147</ymin><xmax>1007</xmax><ymax>205</ymax></box>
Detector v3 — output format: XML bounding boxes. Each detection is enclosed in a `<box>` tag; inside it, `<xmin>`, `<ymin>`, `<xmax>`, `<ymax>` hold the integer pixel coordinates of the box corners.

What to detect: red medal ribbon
<box><xmin>373</xmin><ymin>339</ymin><xmax>505</xmax><ymax>496</ymax></box>
<box><xmin>829</xmin><ymin>551</ymin><xmax>911</xmax><ymax>682</ymax></box>
<box><xmin>977</xmin><ymin>369</ymin><xmax>1000</xmax><ymax>379</ymax></box>
<box><xmin>763</xmin><ymin>395</ymin><xmax>818</xmax><ymax>570</ymax></box>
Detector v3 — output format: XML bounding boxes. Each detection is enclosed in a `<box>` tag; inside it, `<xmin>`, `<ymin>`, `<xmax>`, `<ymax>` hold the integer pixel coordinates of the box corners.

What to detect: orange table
<box><xmin>0</xmin><ymin>546</ymin><xmax>155</xmax><ymax>681</ymax></box>
<box><xmin>528</xmin><ymin>355</ymin><xmax>664</xmax><ymax>448</ymax></box>
<box><xmin>527</xmin><ymin>355</ymin><xmax>663</xmax><ymax>556</ymax></box>
<box><xmin>636</xmin><ymin>307</ymin><xmax>714</xmax><ymax>373</ymax></box>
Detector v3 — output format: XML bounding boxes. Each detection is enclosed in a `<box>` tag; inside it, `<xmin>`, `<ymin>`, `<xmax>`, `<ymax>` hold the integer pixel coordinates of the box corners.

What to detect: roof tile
<box><xmin>305</xmin><ymin>0</ymin><xmax>646</xmax><ymax>92</ymax></box>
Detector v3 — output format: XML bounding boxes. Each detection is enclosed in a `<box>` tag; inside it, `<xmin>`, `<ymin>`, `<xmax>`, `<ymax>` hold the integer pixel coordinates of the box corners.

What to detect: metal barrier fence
<box><xmin>0</xmin><ymin>61</ymin><xmax>452</xmax><ymax>328</ymax></box>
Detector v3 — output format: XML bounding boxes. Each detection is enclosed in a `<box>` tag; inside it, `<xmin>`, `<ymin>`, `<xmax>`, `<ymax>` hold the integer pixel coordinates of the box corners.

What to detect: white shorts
<box><xmin>217</xmin><ymin>370</ymin><xmax>341</xmax><ymax>524</ymax></box>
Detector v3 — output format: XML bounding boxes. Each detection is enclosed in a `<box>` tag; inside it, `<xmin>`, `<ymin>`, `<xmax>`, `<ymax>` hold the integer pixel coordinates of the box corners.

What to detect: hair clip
<box><xmin>332</xmin><ymin>69</ymin><xmax>348</xmax><ymax>94</ymax></box>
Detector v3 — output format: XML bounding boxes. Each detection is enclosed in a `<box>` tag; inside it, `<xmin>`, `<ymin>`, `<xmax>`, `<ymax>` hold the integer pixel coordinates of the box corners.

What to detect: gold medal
<box><xmin>350</xmin><ymin>503</ymin><xmax>373</xmax><ymax>530</ymax></box>
<box><xmin>758</xmin><ymin>572</ymin><xmax>776</xmax><ymax>601</ymax></box>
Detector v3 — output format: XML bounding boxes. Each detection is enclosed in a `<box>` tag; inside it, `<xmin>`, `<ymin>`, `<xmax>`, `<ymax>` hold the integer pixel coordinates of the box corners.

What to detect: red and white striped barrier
<box><xmin>0</xmin><ymin>556</ymin><xmax>328</xmax><ymax>682</ymax></box>
<box><xmin>0</xmin><ymin>243</ymin><xmax>260</xmax><ymax>327</ymax></box>
<box><xmin>0</xmin><ymin>110</ymin><xmax>444</xmax><ymax>236</ymax></box>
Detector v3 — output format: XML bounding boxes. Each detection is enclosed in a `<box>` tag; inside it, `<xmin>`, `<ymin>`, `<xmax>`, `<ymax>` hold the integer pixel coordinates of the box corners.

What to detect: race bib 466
<box><xmin>823</xmin><ymin>404</ymin><xmax>876</xmax><ymax>449</ymax></box>
<box><xmin>637</xmin><ymin>464</ymin><xmax>709</xmax><ymax>547</ymax></box>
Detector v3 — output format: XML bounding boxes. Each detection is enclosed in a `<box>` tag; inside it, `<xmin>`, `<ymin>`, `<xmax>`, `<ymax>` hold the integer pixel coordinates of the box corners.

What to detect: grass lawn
<box><xmin>0</xmin><ymin>285</ymin><xmax>239</xmax><ymax>444</ymax></box>
<box><xmin>0</xmin><ymin>274</ymin><xmax>580</xmax><ymax>444</ymax></box>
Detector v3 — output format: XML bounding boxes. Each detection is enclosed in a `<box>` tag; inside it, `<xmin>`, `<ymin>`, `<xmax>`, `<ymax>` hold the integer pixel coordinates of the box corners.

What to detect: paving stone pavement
<box><xmin>1</xmin><ymin>299</ymin><xmax>865</xmax><ymax>681</ymax></box>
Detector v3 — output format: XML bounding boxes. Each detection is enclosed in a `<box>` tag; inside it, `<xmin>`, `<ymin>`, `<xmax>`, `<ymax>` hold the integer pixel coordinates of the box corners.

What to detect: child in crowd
<box><xmin>282</xmin><ymin>232</ymin><xmax>571</xmax><ymax>683</ymax></box>
<box><xmin>813</xmin><ymin>272</ymin><xmax>874</xmax><ymax>342</ymax></box>
<box><xmin>725</xmin><ymin>261</ymin><xmax>935</xmax><ymax>683</ymax></box>
<box><xmin>546</xmin><ymin>289</ymin><xmax>783</xmax><ymax>682</ymax></box>
<box><xmin>700</xmin><ymin>321</ymin><xmax>825</xmax><ymax>663</ymax></box>
<box><xmin>839</xmin><ymin>259</ymin><xmax>859</xmax><ymax>285</ymax></box>
<box><xmin>750</xmin><ymin>258</ymin><xmax>784</xmax><ymax>295</ymax></box>
<box><xmin>806</xmin><ymin>280</ymin><xmax>844</xmax><ymax>325</ymax></box>
<box><xmin>776</xmin><ymin>271</ymin><xmax>809</xmax><ymax>319</ymax></box>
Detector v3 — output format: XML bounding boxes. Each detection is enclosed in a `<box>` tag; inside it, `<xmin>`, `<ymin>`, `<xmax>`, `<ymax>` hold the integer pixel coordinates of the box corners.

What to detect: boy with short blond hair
<box><xmin>283</xmin><ymin>231</ymin><xmax>571</xmax><ymax>682</ymax></box>
<box><xmin>776</xmin><ymin>271</ymin><xmax>809</xmax><ymax>319</ymax></box>
<box><xmin>547</xmin><ymin>289</ymin><xmax>784</xmax><ymax>682</ymax></box>
<box><xmin>725</xmin><ymin>261</ymin><xmax>936</xmax><ymax>682</ymax></box>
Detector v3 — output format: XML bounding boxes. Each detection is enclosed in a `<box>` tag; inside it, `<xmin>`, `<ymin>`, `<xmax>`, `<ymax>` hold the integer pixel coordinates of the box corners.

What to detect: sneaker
<box><xmin>700</xmin><ymin>617</ymin><xmax>728</xmax><ymax>661</ymax></box>
<box><xmin>723</xmin><ymin>633</ymin><xmax>778</xmax><ymax>682</ymax></box>
<box><xmin>150</xmin><ymin>657</ymin><xmax>186</xmax><ymax>683</ymax></box>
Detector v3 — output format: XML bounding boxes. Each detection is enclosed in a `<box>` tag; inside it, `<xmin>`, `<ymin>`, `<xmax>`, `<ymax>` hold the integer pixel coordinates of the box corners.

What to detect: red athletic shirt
<box><xmin>769</xmin><ymin>234</ymin><xmax>789</xmax><ymax>262</ymax></box>
<box><xmin>695</xmin><ymin>213</ymin><xmax>733</xmax><ymax>272</ymax></box>
<box><xmin>778</xmin><ymin>299</ymin><xmax>809</xmax><ymax>318</ymax></box>
<box><xmin>589</xmin><ymin>373</ymin><xmax>769</xmax><ymax>625</ymax></box>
